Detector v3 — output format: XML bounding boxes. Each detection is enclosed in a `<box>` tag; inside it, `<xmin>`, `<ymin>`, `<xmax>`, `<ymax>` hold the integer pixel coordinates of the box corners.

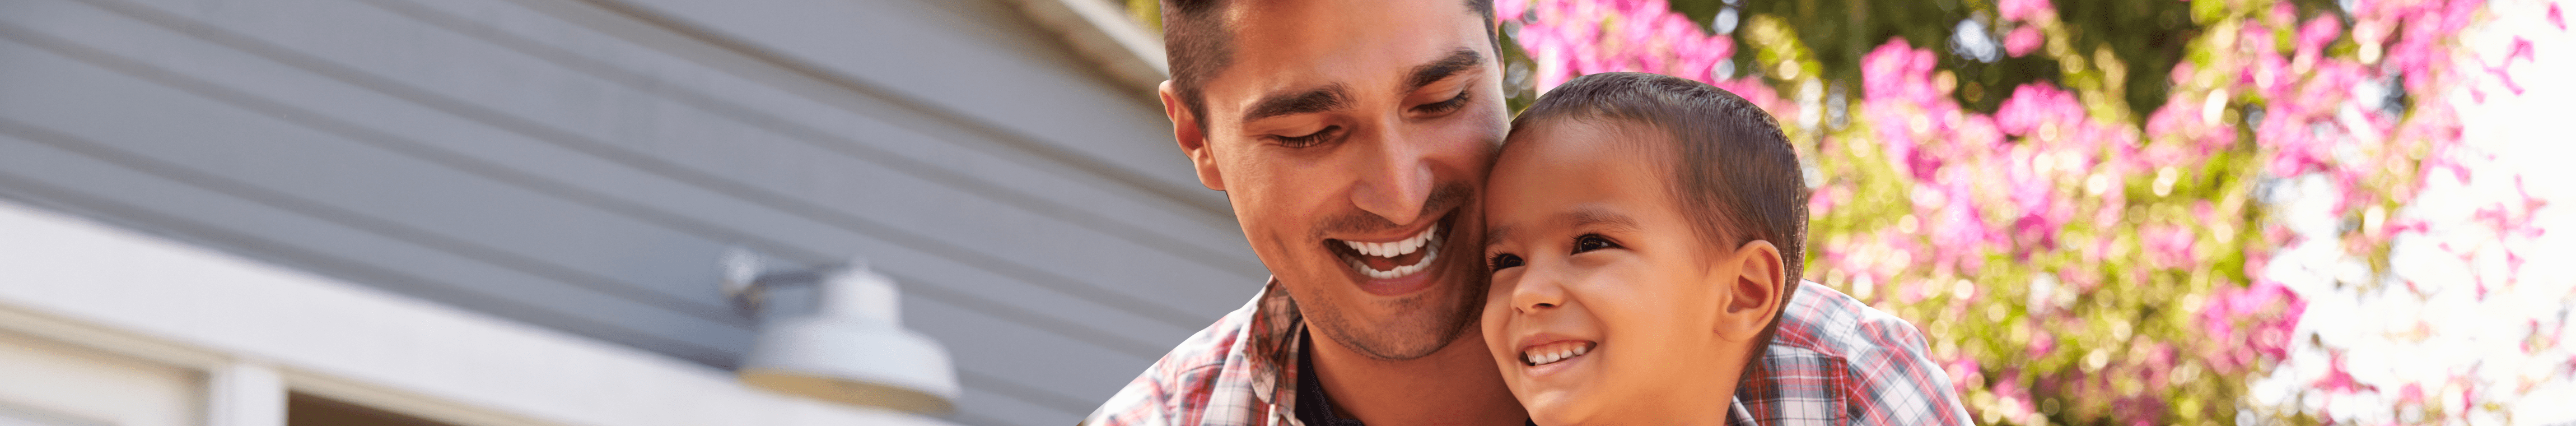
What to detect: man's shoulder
<box><xmin>1161</xmin><ymin>294</ymin><xmax>1270</xmax><ymax>374</ymax></box>
<box><xmin>1738</xmin><ymin>281</ymin><xmax>1972</xmax><ymax>426</ymax></box>
<box><xmin>1083</xmin><ymin>284</ymin><xmax>1296</xmax><ymax>426</ymax></box>
<box><xmin>1772</xmin><ymin>281</ymin><xmax>1931</xmax><ymax>360</ymax></box>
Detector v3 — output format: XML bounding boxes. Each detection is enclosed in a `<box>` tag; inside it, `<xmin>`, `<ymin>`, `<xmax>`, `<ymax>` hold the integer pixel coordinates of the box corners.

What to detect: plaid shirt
<box><xmin>1082</xmin><ymin>280</ymin><xmax>1971</xmax><ymax>426</ymax></box>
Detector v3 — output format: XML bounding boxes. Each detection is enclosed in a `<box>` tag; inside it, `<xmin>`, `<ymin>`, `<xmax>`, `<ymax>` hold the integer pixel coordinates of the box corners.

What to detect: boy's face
<box><xmin>1480</xmin><ymin>119</ymin><xmax>1781</xmax><ymax>425</ymax></box>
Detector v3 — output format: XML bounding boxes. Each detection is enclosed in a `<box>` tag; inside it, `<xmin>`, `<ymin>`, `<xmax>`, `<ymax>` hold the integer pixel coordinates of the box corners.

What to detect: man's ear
<box><xmin>1161</xmin><ymin>80</ymin><xmax>1225</xmax><ymax>192</ymax></box>
<box><xmin>1715</xmin><ymin>240</ymin><xmax>1786</xmax><ymax>341</ymax></box>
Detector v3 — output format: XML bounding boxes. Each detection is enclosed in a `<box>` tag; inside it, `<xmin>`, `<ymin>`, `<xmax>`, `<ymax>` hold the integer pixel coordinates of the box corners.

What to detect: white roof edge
<box><xmin>0</xmin><ymin>200</ymin><xmax>959</xmax><ymax>426</ymax></box>
<box><xmin>1004</xmin><ymin>0</ymin><xmax>1169</xmax><ymax>95</ymax></box>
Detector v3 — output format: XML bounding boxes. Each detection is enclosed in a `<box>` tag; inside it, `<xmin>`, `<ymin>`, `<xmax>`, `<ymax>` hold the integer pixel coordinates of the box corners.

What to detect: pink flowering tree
<box><xmin>1496</xmin><ymin>0</ymin><xmax>2570</xmax><ymax>424</ymax></box>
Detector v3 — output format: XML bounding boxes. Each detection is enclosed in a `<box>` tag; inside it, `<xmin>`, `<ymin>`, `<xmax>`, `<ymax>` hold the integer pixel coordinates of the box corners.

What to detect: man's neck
<box><xmin>1305</xmin><ymin>325</ymin><xmax>1526</xmax><ymax>426</ymax></box>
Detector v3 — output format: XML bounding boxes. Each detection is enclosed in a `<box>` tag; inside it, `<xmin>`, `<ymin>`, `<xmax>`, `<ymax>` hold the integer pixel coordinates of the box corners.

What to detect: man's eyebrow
<box><xmin>1240</xmin><ymin>84</ymin><xmax>1351</xmax><ymax>123</ymax></box>
<box><xmin>1402</xmin><ymin>48</ymin><xmax>1484</xmax><ymax>94</ymax></box>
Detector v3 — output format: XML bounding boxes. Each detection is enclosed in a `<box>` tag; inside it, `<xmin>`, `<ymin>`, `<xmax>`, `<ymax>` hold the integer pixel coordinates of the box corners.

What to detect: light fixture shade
<box><xmin>738</xmin><ymin>316</ymin><xmax>959</xmax><ymax>414</ymax></box>
<box><xmin>733</xmin><ymin>258</ymin><xmax>959</xmax><ymax>414</ymax></box>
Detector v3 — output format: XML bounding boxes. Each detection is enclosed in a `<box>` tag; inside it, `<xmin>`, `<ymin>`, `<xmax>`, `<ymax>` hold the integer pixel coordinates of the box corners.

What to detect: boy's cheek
<box><xmin>1478</xmin><ymin>302</ymin><xmax>1519</xmax><ymax>374</ymax></box>
<box><xmin>1478</xmin><ymin>295</ymin><xmax>1515</xmax><ymax>340</ymax></box>
<box><xmin>1476</xmin><ymin>281</ymin><xmax>1510</xmax><ymax>332</ymax></box>
<box><xmin>1481</xmin><ymin>272</ymin><xmax>1520</xmax><ymax>308</ymax></box>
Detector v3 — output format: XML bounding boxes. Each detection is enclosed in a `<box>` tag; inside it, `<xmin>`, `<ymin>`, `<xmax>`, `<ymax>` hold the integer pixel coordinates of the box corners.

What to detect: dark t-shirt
<box><xmin>1294</xmin><ymin>330</ymin><xmax>1369</xmax><ymax>426</ymax></box>
<box><xmin>1293</xmin><ymin>330</ymin><xmax>1539</xmax><ymax>426</ymax></box>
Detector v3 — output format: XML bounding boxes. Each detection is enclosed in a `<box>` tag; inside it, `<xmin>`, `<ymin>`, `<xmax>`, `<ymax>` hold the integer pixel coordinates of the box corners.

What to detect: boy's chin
<box><xmin>1525</xmin><ymin>407</ymin><xmax>1599</xmax><ymax>426</ymax></box>
<box><xmin>1515</xmin><ymin>388</ymin><xmax>1606</xmax><ymax>426</ymax></box>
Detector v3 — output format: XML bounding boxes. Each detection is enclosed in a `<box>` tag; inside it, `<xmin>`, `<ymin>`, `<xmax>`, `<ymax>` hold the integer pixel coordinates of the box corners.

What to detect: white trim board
<box><xmin>0</xmin><ymin>198</ymin><xmax>959</xmax><ymax>426</ymax></box>
<box><xmin>997</xmin><ymin>0</ymin><xmax>1168</xmax><ymax>92</ymax></box>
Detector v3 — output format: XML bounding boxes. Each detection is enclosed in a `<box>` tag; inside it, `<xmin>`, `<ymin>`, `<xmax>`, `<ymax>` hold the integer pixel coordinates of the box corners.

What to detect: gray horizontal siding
<box><xmin>0</xmin><ymin>0</ymin><xmax>1255</xmax><ymax>424</ymax></box>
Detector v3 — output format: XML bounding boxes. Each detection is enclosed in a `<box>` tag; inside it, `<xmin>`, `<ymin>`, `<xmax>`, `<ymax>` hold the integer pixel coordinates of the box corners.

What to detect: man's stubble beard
<box><xmin>1298</xmin><ymin>258</ymin><xmax>1487</xmax><ymax>360</ymax></box>
<box><xmin>1288</xmin><ymin>182</ymin><xmax>1487</xmax><ymax>361</ymax></box>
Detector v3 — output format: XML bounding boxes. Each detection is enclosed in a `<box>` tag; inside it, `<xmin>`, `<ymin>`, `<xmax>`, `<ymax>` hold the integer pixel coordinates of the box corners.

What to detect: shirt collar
<box><xmin>1238</xmin><ymin>278</ymin><xmax>1767</xmax><ymax>426</ymax></box>
<box><xmin>1728</xmin><ymin>396</ymin><xmax>1759</xmax><ymax>425</ymax></box>
<box><xmin>1236</xmin><ymin>277</ymin><xmax>1305</xmax><ymax>410</ymax></box>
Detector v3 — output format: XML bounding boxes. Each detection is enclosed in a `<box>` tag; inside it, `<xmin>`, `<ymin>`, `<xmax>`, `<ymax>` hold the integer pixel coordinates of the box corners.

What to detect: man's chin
<box><xmin>1309</xmin><ymin>311</ymin><xmax>1476</xmax><ymax>360</ymax></box>
<box><xmin>1300</xmin><ymin>267</ymin><xmax>1485</xmax><ymax>360</ymax></box>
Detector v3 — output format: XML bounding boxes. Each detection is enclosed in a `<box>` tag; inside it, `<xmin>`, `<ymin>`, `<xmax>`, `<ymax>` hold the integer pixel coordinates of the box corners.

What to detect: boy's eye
<box><xmin>1488</xmin><ymin>253</ymin><xmax>1524</xmax><ymax>271</ymax></box>
<box><xmin>1572</xmin><ymin>234</ymin><xmax>1618</xmax><ymax>253</ymax></box>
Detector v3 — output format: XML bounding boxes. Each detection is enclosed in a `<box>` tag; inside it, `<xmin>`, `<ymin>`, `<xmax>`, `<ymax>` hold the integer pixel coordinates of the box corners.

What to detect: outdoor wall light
<box><xmin>721</xmin><ymin>249</ymin><xmax>959</xmax><ymax>414</ymax></box>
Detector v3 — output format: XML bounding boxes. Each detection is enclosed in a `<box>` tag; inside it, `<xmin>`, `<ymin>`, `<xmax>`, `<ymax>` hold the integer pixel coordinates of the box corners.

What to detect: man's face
<box><xmin>1169</xmin><ymin>0</ymin><xmax>1508</xmax><ymax>360</ymax></box>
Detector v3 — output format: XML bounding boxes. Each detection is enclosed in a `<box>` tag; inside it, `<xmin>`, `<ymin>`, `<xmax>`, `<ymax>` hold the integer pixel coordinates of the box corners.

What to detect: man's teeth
<box><xmin>1342</xmin><ymin>224</ymin><xmax>1439</xmax><ymax>258</ymax></box>
<box><xmin>1522</xmin><ymin>342</ymin><xmax>1593</xmax><ymax>367</ymax></box>
<box><xmin>1350</xmin><ymin>246</ymin><xmax>1438</xmax><ymax>279</ymax></box>
<box><xmin>1343</xmin><ymin>224</ymin><xmax>1441</xmax><ymax>279</ymax></box>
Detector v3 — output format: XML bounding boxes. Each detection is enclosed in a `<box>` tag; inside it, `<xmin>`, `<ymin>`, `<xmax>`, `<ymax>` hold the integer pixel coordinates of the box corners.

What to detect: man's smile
<box><xmin>1324</xmin><ymin>211</ymin><xmax>1458</xmax><ymax>285</ymax></box>
<box><xmin>1333</xmin><ymin>223</ymin><xmax>1442</xmax><ymax>279</ymax></box>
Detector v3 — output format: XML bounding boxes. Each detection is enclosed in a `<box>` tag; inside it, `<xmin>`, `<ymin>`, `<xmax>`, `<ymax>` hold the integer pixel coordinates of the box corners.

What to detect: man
<box><xmin>1085</xmin><ymin>1</ymin><xmax>1971</xmax><ymax>425</ymax></box>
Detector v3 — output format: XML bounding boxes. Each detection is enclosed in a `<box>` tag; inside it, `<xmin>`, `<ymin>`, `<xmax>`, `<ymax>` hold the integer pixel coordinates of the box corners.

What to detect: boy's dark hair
<box><xmin>1507</xmin><ymin>71</ymin><xmax>1810</xmax><ymax>362</ymax></box>
<box><xmin>1159</xmin><ymin>0</ymin><xmax>1496</xmax><ymax>133</ymax></box>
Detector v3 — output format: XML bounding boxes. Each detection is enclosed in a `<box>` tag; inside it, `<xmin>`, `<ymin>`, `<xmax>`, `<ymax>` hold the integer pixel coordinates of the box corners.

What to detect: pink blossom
<box><xmin>2550</xmin><ymin>3</ymin><xmax>2565</xmax><ymax>30</ymax></box>
<box><xmin>1993</xmin><ymin>84</ymin><xmax>2080</xmax><ymax>138</ymax></box>
<box><xmin>2141</xmin><ymin>224</ymin><xmax>2196</xmax><ymax>268</ymax></box>
<box><xmin>1518</xmin><ymin>0</ymin><xmax>1751</xmax><ymax>94</ymax></box>
<box><xmin>2004</xmin><ymin>26</ymin><xmax>2045</xmax><ymax>57</ymax></box>
<box><xmin>1498</xmin><ymin>0</ymin><xmax>1529</xmax><ymax>21</ymax></box>
<box><xmin>2297</xmin><ymin>16</ymin><xmax>2344</xmax><ymax>53</ymax></box>
<box><xmin>1999</xmin><ymin>0</ymin><xmax>2054</xmax><ymax>23</ymax></box>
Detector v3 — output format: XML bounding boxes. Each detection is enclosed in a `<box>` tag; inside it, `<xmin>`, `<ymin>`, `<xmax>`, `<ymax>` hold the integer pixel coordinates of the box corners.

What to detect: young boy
<box><xmin>1480</xmin><ymin>72</ymin><xmax>1971</xmax><ymax>425</ymax></box>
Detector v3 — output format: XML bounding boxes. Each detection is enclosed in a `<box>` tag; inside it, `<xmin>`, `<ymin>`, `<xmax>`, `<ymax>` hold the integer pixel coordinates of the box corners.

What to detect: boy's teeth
<box><xmin>1522</xmin><ymin>342</ymin><xmax>1594</xmax><ymax>366</ymax></box>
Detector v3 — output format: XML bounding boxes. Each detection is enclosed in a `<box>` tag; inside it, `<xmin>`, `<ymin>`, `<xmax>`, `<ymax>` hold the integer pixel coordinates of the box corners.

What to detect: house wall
<box><xmin>0</xmin><ymin>199</ymin><xmax>965</xmax><ymax>426</ymax></box>
<box><xmin>0</xmin><ymin>0</ymin><xmax>1252</xmax><ymax>424</ymax></box>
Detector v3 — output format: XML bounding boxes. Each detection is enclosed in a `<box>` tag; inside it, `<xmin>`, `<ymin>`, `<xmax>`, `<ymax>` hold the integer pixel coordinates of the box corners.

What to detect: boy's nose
<box><xmin>1510</xmin><ymin>267</ymin><xmax>1567</xmax><ymax>312</ymax></box>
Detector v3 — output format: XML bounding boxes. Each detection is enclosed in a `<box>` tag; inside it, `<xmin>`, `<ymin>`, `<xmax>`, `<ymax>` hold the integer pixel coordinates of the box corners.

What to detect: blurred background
<box><xmin>0</xmin><ymin>0</ymin><xmax>2564</xmax><ymax>426</ymax></box>
<box><xmin>1452</xmin><ymin>0</ymin><xmax>2575</xmax><ymax>424</ymax></box>
<box><xmin>0</xmin><ymin>0</ymin><xmax>1235</xmax><ymax>425</ymax></box>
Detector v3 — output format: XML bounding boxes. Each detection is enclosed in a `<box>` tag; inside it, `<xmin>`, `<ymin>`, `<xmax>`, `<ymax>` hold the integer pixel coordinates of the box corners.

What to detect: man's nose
<box><xmin>1347</xmin><ymin>127</ymin><xmax>1435</xmax><ymax>226</ymax></box>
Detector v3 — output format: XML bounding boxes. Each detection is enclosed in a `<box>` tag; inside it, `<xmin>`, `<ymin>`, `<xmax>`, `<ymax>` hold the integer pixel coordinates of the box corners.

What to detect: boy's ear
<box><xmin>1161</xmin><ymin>80</ymin><xmax>1225</xmax><ymax>192</ymax></box>
<box><xmin>1715</xmin><ymin>240</ymin><xmax>1786</xmax><ymax>341</ymax></box>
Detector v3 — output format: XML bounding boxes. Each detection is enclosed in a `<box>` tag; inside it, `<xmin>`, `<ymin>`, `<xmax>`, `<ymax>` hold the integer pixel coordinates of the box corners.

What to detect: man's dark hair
<box><xmin>1507</xmin><ymin>71</ymin><xmax>1809</xmax><ymax>363</ymax></box>
<box><xmin>1160</xmin><ymin>0</ymin><xmax>1496</xmax><ymax>133</ymax></box>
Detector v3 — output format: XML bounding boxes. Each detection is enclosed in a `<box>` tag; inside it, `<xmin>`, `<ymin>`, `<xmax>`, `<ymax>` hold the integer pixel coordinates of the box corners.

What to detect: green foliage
<box><xmin>1673</xmin><ymin>0</ymin><xmax>2202</xmax><ymax>115</ymax></box>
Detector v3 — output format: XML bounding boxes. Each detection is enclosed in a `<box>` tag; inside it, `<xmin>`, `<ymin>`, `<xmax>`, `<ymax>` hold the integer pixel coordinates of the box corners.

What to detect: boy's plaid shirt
<box><xmin>1081</xmin><ymin>280</ymin><xmax>1972</xmax><ymax>426</ymax></box>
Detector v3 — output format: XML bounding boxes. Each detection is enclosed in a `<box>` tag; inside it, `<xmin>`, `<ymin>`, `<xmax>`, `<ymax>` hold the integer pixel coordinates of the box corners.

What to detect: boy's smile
<box><xmin>1516</xmin><ymin>337</ymin><xmax>1596</xmax><ymax>367</ymax></box>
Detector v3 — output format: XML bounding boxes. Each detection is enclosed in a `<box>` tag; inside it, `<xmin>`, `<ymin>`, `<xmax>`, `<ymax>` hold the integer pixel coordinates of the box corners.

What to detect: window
<box><xmin>287</xmin><ymin>393</ymin><xmax>457</xmax><ymax>426</ymax></box>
